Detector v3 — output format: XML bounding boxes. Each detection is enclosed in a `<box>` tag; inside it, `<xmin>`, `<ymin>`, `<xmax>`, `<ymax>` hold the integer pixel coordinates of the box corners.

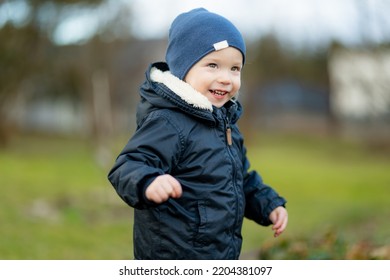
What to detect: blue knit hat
<box><xmin>166</xmin><ymin>8</ymin><xmax>246</xmax><ymax>80</ymax></box>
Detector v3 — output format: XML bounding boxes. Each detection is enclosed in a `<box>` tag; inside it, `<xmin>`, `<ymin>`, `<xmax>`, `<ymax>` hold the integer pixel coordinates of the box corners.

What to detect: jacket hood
<box><xmin>138</xmin><ymin>62</ymin><xmax>242</xmax><ymax>126</ymax></box>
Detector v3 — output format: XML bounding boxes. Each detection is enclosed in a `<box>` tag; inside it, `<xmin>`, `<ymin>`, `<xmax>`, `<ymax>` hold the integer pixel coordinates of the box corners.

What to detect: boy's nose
<box><xmin>217</xmin><ymin>70</ymin><xmax>232</xmax><ymax>85</ymax></box>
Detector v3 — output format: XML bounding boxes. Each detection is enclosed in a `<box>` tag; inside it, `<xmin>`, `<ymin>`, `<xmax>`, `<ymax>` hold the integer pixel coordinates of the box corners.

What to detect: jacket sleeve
<box><xmin>241</xmin><ymin>145</ymin><xmax>287</xmax><ymax>226</ymax></box>
<box><xmin>107</xmin><ymin>111</ymin><xmax>183</xmax><ymax>209</ymax></box>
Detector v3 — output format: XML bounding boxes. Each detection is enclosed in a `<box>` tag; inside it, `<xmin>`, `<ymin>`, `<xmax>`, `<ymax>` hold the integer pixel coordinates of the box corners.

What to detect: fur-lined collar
<box><xmin>150</xmin><ymin>67</ymin><xmax>213</xmax><ymax>112</ymax></box>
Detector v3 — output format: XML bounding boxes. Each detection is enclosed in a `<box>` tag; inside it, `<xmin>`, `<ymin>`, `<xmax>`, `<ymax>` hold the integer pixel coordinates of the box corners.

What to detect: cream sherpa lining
<box><xmin>150</xmin><ymin>67</ymin><xmax>213</xmax><ymax>112</ymax></box>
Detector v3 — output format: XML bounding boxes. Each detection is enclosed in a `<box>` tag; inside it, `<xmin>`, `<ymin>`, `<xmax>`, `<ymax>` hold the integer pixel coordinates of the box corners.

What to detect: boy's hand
<box><xmin>269</xmin><ymin>206</ymin><xmax>288</xmax><ymax>237</ymax></box>
<box><xmin>145</xmin><ymin>174</ymin><xmax>182</xmax><ymax>204</ymax></box>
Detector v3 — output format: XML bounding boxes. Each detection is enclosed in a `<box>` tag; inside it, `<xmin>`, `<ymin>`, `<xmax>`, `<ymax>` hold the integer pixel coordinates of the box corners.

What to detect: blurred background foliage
<box><xmin>0</xmin><ymin>0</ymin><xmax>389</xmax><ymax>259</ymax></box>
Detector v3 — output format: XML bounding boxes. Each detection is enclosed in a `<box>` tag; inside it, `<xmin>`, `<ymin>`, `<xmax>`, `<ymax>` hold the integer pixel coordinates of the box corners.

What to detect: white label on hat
<box><xmin>213</xmin><ymin>40</ymin><xmax>229</xmax><ymax>51</ymax></box>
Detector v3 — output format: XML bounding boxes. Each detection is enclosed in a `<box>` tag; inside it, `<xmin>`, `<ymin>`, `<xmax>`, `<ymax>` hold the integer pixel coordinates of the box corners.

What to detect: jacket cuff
<box><xmin>263</xmin><ymin>198</ymin><xmax>287</xmax><ymax>225</ymax></box>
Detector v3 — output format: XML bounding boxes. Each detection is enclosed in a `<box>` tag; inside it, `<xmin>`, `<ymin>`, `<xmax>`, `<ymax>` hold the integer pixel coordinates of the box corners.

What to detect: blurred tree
<box><xmin>0</xmin><ymin>20</ymin><xmax>47</xmax><ymax>145</ymax></box>
<box><xmin>0</xmin><ymin>0</ymin><xmax>125</xmax><ymax>146</ymax></box>
<box><xmin>353</xmin><ymin>0</ymin><xmax>390</xmax><ymax>47</ymax></box>
<box><xmin>244</xmin><ymin>34</ymin><xmax>328</xmax><ymax>87</ymax></box>
<box><xmin>241</xmin><ymin>34</ymin><xmax>330</xmax><ymax>137</ymax></box>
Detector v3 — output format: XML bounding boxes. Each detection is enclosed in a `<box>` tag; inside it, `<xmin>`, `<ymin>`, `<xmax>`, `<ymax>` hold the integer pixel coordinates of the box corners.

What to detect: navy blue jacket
<box><xmin>108</xmin><ymin>62</ymin><xmax>286</xmax><ymax>259</ymax></box>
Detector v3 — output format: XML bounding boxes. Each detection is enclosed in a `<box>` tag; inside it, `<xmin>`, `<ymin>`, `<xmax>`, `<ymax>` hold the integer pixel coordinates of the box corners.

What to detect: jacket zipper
<box><xmin>224</xmin><ymin>114</ymin><xmax>240</xmax><ymax>257</ymax></box>
<box><xmin>225</xmin><ymin>117</ymin><xmax>232</xmax><ymax>146</ymax></box>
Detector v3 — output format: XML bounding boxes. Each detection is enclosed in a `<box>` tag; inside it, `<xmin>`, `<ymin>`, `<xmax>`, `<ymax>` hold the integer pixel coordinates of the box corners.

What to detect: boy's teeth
<box><xmin>213</xmin><ymin>90</ymin><xmax>226</xmax><ymax>95</ymax></box>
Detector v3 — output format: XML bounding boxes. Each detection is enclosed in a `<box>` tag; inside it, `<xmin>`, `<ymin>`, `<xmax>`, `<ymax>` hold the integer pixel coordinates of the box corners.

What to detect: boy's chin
<box><xmin>208</xmin><ymin>97</ymin><xmax>231</xmax><ymax>108</ymax></box>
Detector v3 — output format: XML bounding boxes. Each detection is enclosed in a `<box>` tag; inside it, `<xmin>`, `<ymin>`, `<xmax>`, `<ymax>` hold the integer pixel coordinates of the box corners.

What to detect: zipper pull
<box><xmin>225</xmin><ymin>112</ymin><xmax>233</xmax><ymax>146</ymax></box>
<box><xmin>225</xmin><ymin>116</ymin><xmax>232</xmax><ymax>146</ymax></box>
<box><xmin>226</xmin><ymin>127</ymin><xmax>232</xmax><ymax>146</ymax></box>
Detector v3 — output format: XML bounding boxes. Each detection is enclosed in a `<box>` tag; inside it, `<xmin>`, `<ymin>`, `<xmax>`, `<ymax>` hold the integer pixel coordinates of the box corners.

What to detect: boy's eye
<box><xmin>207</xmin><ymin>63</ymin><xmax>217</xmax><ymax>68</ymax></box>
<box><xmin>231</xmin><ymin>66</ymin><xmax>241</xmax><ymax>72</ymax></box>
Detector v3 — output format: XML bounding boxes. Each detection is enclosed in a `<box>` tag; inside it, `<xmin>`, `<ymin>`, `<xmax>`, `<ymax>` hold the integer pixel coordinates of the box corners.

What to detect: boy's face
<box><xmin>184</xmin><ymin>47</ymin><xmax>242</xmax><ymax>108</ymax></box>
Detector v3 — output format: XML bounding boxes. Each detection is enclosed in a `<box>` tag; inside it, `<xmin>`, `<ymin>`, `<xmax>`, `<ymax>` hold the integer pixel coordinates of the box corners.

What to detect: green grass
<box><xmin>0</xmin><ymin>135</ymin><xmax>133</xmax><ymax>259</ymax></box>
<box><xmin>1</xmin><ymin>133</ymin><xmax>389</xmax><ymax>259</ymax></box>
<box><xmin>241</xmin><ymin>133</ymin><xmax>390</xmax><ymax>259</ymax></box>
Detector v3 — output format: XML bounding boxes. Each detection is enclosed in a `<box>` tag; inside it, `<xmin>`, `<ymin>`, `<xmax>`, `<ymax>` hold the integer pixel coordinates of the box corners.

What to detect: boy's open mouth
<box><xmin>210</xmin><ymin>89</ymin><xmax>228</xmax><ymax>96</ymax></box>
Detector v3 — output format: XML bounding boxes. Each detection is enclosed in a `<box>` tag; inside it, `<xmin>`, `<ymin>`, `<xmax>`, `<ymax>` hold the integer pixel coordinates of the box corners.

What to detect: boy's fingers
<box><xmin>269</xmin><ymin>208</ymin><xmax>287</xmax><ymax>235</ymax></box>
<box><xmin>155</xmin><ymin>186</ymin><xmax>170</xmax><ymax>203</ymax></box>
<box><xmin>271</xmin><ymin>213</ymin><xmax>283</xmax><ymax>229</ymax></box>
<box><xmin>272</xmin><ymin>213</ymin><xmax>288</xmax><ymax>237</ymax></box>
<box><xmin>167</xmin><ymin>175</ymin><xmax>182</xmax><ymax>198</ymax></box>
<box><xmin>272</xmin><ymin>218</ymin><xmax>282</xmax><ymax>230</ymax></box>
<box><xmin>145</xmin><ymin>175</ymin><xmax>182</xmax><ymax>203</ymax></box>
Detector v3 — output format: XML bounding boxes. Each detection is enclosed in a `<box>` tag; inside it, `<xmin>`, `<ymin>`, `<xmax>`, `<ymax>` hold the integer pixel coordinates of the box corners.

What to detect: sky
<box><xmin>2</xmin><ymin>0</ymin><xmax>390</xmax><ymax>48</ymax></box>
<box><xmin>129</xmin><ymin>0</ymin><xmax>390</xmax><ymax>48</ymax></box>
